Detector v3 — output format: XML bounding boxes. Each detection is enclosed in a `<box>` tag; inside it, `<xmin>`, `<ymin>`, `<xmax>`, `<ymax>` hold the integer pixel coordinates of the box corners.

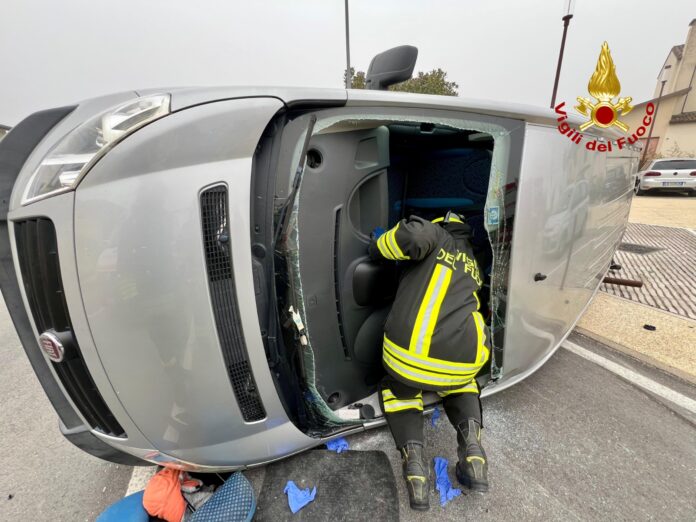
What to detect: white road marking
<box><xmin>563</xmin><ymin>340</ymin><xmax>696</xmax><ymax>414</ymax></box>
<box><xmin>125</xmin><ymin>465</ymin><xmax>157</xmax><ymax>497</ymax></box>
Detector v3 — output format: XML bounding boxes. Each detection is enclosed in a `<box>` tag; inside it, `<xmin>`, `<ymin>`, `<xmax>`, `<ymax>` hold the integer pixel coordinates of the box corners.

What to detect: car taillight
<box><xmin>690</xmin><ymin>171</ymin><xmax>696</xmax><ymax>176</ymax></box>
<box><xmin>643</xmin><ymin>171</ymin><xmax>661</xmax><ymax>177</ymax></box>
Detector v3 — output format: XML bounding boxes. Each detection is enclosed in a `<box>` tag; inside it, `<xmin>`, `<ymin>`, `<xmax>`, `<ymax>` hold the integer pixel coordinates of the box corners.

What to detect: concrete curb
<box><xmin>575</xmin><ymin>326</ymin><xmax>696</xmax><ymax>387</ymax></box>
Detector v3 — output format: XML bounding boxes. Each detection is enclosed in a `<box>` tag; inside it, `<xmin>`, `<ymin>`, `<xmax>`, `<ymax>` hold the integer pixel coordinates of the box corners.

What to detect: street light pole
<box><xmin>344</xmin><ymin>0</ymin><xmax>351</xmax><ymax>88</ymax></box>
<box><xmin>641</xmin><ymin>65</ymin><xmax>671</xmax><ymax>167</ymax></box>
<box><xmin>550</xmin><ymin>13</ymin><xmax>573</xmax><ymax>108</ymax></box>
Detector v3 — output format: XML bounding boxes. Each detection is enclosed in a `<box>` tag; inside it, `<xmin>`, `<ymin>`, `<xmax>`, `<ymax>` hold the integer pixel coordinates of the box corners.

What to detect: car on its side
<box><xmin>0</xmin><ymin>47</ymin><xmax>640</xmax><ymax>471</ymax></box>
<box><xmin>634</xmin><ymin>157</ymin><xmax>696</xmax><ymax>196</ymax></box>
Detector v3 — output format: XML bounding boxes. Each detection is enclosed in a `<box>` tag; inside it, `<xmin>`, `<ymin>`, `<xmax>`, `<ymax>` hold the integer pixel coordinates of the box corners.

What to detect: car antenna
<box><xmin>273</xmin><ymin>113</ymin><xmax>318</xmax><ymax>250</ymax></box>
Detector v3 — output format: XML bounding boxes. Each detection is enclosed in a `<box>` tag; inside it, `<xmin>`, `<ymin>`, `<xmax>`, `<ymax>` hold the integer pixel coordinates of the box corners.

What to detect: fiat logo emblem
<box><xmin>39</xmin><ymin>331</ymin><xmax>64</xmax><ymax>363</ymax></box>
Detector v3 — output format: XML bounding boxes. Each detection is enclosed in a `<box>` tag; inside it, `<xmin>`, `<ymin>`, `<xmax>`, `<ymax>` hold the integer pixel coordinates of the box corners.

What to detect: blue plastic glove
<box><xmin>433</xmin><ymin>457</ymin><xmax>462</xmax><ymax>507</ymax></box>
<box><xmin>284</xmin><ymin>481</ymin><xmax>317</xmax><ymax>514</ymax></box>
<box><xmin>430</xmin><ymin>406</ymin><xmax>441</xmax><ymax>427</ymax></box>
<box><xmin>371</xmin><ymin>226</ymin><xmax>386</xmax><ymax>240</ymax></box>
<box><xmin>326</xmin><ymin>437</ymin><xmax>349</xmax><ymax>453</ymax></box>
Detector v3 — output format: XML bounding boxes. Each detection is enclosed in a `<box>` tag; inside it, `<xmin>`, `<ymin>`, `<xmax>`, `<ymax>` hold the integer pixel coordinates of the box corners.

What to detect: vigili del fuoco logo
<box><xmin>554</xmin><ymin>42</ymin><xmax>654</xmax><ymax>152</ymax></box>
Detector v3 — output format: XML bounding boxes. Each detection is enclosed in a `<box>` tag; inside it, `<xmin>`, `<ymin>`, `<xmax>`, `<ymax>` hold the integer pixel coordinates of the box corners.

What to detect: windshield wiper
<box><xmin>273</xmin><ymin>114</ymin><xmax>317</xmax><ymax>249</ymax></box>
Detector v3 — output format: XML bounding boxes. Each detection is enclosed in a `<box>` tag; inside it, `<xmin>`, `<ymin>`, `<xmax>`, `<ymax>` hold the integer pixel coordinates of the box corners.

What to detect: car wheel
<box><xmin>634</xmin><ymin>182</ymin><xmax>645</xmax><ymax>196</ymax></box>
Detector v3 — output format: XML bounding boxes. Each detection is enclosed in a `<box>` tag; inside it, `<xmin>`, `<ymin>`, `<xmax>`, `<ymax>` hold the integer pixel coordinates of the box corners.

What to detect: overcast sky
<box><xmin>1</xmin><ymin>1</ymin><xmax>693</xmax><ymax>125</ymax></box>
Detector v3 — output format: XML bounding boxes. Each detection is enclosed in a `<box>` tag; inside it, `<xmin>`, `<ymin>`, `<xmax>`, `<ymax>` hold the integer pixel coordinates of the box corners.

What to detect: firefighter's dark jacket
<box><xmin>368</xmin><ymin>216</ymin><xmax>490</xmax><ymax>391</ymax></box>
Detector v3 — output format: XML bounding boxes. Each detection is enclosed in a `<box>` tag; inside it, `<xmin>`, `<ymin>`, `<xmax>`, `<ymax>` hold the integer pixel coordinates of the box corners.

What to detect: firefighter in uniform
<box><xmin>368</xmin><ymin>211</ymin><xmax>490</xmax><ymax>511</ymax></box>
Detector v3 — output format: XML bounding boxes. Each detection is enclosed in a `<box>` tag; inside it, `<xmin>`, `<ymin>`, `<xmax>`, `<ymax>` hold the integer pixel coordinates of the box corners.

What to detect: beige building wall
<box><xmin>620</xmin><ymin>20</ymin><xmax>696</xmax><ymax>160</ymax></box>
<box><xmin>663</xmin><ymin>123</ymin><xmax>696</xmax><ymax>156</ymax></box>
<box><xmin>621</xmin><ymin>97</ymin><xmax>680</xmax><ymax>156</ymax></box>
<box><xmin>677</xmin><ymin>22</ymin><xmax>696</xmax><ymax>113</ymax></box>
<box><xmin>653</xmin><ymin>49</ymin><xmax>681</xmax><ymax>99</ymax></box>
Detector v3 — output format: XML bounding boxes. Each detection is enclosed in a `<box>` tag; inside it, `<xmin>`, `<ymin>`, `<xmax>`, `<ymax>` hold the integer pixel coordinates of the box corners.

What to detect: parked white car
<box><xmin>634</xmin><ymin>158</ymin><xmax>696</xmax><ymax>196</ymax></box>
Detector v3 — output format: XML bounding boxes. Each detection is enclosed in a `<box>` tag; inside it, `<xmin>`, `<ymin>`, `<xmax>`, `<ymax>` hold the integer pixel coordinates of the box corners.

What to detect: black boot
<box><xmin>455</xmin><ymin>419</ymin><xmax>489</xmax><ymax>492</ymax></box>
<box><xmin>400</xmin><ymin>442</ymin><xmax>430</xmax><ymax>510</ymax></box>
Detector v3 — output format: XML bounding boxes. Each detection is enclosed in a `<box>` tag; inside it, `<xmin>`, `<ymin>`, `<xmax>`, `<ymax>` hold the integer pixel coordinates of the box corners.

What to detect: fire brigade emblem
<box><xmin>575</xmin><ymin>42</ymin><xmax>633</xmax><ymax>132</ymax></box>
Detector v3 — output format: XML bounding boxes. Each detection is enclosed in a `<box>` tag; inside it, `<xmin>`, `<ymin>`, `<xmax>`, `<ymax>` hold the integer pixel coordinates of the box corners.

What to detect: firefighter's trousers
<box><xmin>379</xmin><ymin>375</ymin><xmax>482</xmax><ymax>448</ymax></box>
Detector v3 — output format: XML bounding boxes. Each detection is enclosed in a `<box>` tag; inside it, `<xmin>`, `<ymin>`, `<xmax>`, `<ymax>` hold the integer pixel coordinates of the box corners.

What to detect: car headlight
<box><xmin>22</xmin><ymin>94</ymin><xmax>170</xmax><ymax>204</ymax></box>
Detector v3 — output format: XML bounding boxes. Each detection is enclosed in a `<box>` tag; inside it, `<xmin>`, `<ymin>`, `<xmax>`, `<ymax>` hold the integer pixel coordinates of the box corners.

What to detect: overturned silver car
<box><xmin>0</xmin><ymin>52</ymin><xmax>639</xmax><ymax>471</ymax></box>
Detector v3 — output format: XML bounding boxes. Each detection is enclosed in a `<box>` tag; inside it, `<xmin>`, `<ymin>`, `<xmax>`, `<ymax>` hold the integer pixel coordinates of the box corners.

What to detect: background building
<box><xmin>623</xmin><ymin>19</ymin><xmax>696</xmax><ymax>162</ymax></box>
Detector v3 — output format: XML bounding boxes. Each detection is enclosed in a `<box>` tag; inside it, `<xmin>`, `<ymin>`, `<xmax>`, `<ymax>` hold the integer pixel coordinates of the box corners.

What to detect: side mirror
<box><xmin>365</xmin><ymin>45</ymin><xmax>418</xmax><ymax>91</ymax></box>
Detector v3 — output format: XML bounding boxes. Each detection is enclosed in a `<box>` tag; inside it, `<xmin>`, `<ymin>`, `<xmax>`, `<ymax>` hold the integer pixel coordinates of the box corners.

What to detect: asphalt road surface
<box><xmin>2</xmin><ymin>290</ymin><xmax>695</xmax><ymax>521</ymax></box>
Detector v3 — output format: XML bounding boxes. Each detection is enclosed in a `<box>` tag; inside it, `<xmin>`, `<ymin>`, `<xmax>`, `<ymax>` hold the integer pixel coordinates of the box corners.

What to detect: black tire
<box><xmin>634</xmin><ymin>182</ymin><xmax>645</xmax><ymax>196</ymax></box>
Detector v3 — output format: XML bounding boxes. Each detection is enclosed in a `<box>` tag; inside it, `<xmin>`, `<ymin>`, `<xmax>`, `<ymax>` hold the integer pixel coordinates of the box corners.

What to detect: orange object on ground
<box><xmin>142</xmin><ymin>468</ymin><xmax>186</xmax><ymax>522</ymax></box>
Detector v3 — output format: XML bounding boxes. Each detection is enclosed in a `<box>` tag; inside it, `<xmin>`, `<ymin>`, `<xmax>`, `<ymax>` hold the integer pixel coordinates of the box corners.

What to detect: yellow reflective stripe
<box><xmin>472</xmin><ymin>312</ymin><xmax>490</xmax><ymax>365</ymax></box>
<box><xmin>409</xmin><ymin>264</ymin><xmax>452</xmax><ymax>355</ymax></box>
<box><xmin>466</xmin><ymin>456</ymin><xmax>486</xmax><ymax>464</ymax></box>
<box><xmin>376</xmin><ymin>234</ymin><xmax>395</xmax><ymax>259</ymax></box>
<box><xmin>383</xmin><ymin>397</ymin><xmax>423</xmax><ymax>413</ymax></box>
<box><xmin>381</xmin><ymin>389</ymin><xmax>396</xmax><ymax>401</ymax></box>
<box><xmin>421</xmin><ymin>266</ymin><xmax>451</xmax><ymax>356</ymax></box>
<box><xmin>382</xmin><ymin>232</ymin><xmax>399</xmax><ymax>259</ymax></box>
<box><xmin>385</xmin><ymin>336</ymin><xmax>482</xmax><ymax>373</ymax></box>
<box><xmin>381</xmin><ymin>389</ymin><xmax>422</xmax><ymax>402</ymax></box>
<box><xmin>473</xmin><ymin>291</ymin><xmax>480</xmax><ymax>311</ymax></box>
<box><xmin>437</xmin><ymin>380</ymin><xmax>479</xmax><ymax>397</ymax></box>
<box><xmin>386</xmin><ymin>223</ymin><xmax>410</xmax><ymax>260</ymax></box>
<box><xmin>383</xmin><ymin>351</ymin><xmax>474</xmax><ymax>387</ymax></box>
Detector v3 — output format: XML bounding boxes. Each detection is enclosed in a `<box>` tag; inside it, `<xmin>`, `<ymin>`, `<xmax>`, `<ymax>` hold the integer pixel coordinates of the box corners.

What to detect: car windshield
<box><xmin>652</xmin><ymin>159</ymin><xmax>696</xmax><ymax>170</ymax></box>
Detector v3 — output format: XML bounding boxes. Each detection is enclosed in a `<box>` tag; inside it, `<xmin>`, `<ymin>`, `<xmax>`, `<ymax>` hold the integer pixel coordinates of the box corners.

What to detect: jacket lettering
<box><xmin>436</xmin><ymin>248</ymin><xmax>481</xmax><ymax>285</ymax></box>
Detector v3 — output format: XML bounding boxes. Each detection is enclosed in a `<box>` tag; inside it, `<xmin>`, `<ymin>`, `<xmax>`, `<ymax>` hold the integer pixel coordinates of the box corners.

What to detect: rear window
<box><xmin>652</xmin><ymin>159</ymin><xmax>696</xmax><ymax>170</ymax></box>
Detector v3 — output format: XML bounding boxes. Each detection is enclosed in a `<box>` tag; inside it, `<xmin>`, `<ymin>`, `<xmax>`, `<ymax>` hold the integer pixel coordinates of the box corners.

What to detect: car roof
<box><xmin>652</xmin><ymin>157</ymin><xmax>696</xmax><ymax>162</ymax></box>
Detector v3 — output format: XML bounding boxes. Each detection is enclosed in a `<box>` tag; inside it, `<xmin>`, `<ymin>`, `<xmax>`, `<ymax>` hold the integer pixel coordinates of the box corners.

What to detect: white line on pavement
<box><xmin>562</xmin><ymin>340</ymin><xmax>696</xmax><ymax>414</ymax></box>
<box><xmin>125</xmin><ymin>465</ymin><xmax>157</xmax><ymax>497</ymax></box>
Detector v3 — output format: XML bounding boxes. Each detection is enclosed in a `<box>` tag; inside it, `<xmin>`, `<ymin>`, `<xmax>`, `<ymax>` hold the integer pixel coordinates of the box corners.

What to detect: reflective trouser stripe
<box><xmin>381</xmin><ymin>389</ymin><xmax>422</xmax><ymax>402</ymax></box>
<box><xmin>381</xmin><ymin>388</ymin><xmax>423</xmax><ymax>413</ymax></box>
<box><xmin>437</xmin><ymin>380</ymin><xmax>479</xmax><ymax>396</ymax></box>
<box><xmin>409</xmin><ymin>264</ymin><xmax>452</xmax><ymax>355</ymax></box>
